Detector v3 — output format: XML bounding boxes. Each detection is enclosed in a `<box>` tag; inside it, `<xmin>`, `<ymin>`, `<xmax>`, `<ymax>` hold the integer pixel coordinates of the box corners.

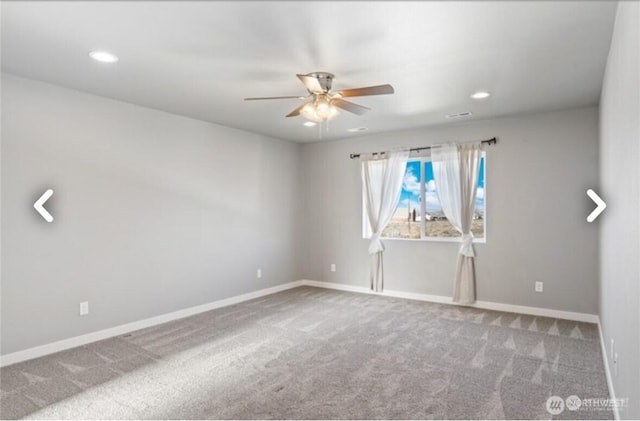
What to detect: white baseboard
<box><xmin>0</xmin><ymin>281</ymin><xmax>304</xmax><ymax>367</ymax></box>
<box><xmin>1</xmin><ymin>278</ymin><xmax>599</xmax><ymax>367</ymax></box>
<box><xmin>300</xmin><ymin>280</ymin><xmax>599</xmax><ymax>323</ymax></box>
<box><xmin>597</xmin><ymin>317</ymin><xmax>620</xmax><ymax>420</ymax></box>
<box><xmin>302</xmin><ymin>280</ymin><xmax>372</xmax><ymax>294</ymax></box>
<box><xmin>471</xmin><ymin>299</ymin><xmax>598</xmax><ymax>323</ymax></box>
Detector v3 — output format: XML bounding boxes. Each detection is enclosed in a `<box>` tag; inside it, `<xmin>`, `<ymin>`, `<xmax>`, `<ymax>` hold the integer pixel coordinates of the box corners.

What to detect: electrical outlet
<box><xmin>79</xmin><ymin>301</ymin><xmax>89</xmax><ymax>316</ymax></box>
<box><xmin>330</xmin><ymin>263</ymin><xmax>336</xmax><ymax>272</ymax></box>
<box><xmin>535</xmin><ymin>281</ymin><xmax>543</xmax><ymax>293</ymax></box>
<box><xmin>257</xmin><ymin>269</ymin><xmax>262</xmax><ymax>279</ymax></box>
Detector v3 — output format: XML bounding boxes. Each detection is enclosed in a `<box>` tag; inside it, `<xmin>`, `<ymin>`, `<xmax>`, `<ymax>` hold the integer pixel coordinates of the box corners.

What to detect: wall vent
<box><xmin>446</xmin><ymin>111</ymin><xmax>473</xmax><ymax>119</ymax></box>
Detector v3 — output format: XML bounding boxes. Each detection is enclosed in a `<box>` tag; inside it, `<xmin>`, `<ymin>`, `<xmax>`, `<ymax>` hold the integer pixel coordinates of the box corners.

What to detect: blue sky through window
<box><xmin>397</xmin><ymin>158</ymin><xmax>485</xmax><ymax>214</ymax></box>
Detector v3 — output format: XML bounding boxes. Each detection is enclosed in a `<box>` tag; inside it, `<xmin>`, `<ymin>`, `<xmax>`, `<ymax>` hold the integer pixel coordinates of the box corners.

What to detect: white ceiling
<box><xmin>1</xmin><ymin>1</ymin><xmax>617</xmax><ymax>143</ymax></box>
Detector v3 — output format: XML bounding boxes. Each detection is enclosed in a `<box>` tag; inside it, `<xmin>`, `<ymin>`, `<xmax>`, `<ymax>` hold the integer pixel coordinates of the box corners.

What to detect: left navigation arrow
<box><xmin>34</xmin><ymin>189</ymin><xmax>54</xmax><ymax>222</ymax></box>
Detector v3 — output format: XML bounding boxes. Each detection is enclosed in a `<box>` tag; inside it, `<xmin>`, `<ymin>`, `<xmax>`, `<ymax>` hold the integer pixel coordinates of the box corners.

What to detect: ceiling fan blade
<box><xmin>337</xmin><ymin>84</ymin><xmax>394</xmax><ymax>98</ymax></box>
<box><xmin>244</xmin><ymin>95</ymin><xmax>305</xmax><ymax>101</ymax></box>
<box><xmin>332</xmin><ymin>99</ymin><xmax>371</xmax><ymax>115</ymax></box>
<box><xmin>286</xmin><ymin>103</ymin><xmax>308</xmax><ymax>117</ymax></box>
<box><xmin>297</xmin><ymin>74</ymin><xmax>324</xmax><ymax>94</ymax></box>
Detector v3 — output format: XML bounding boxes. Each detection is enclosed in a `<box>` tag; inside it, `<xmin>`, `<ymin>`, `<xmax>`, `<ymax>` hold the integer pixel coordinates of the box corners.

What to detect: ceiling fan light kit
<box><xmin>300</xmin><ymin>94</ymin><xmax>339</xmax><ymax>122</ymax></box>
<box><xmin>245</xmin><ymin>72</ymin><xmax>394</xmax><ymax>124</ymax></box>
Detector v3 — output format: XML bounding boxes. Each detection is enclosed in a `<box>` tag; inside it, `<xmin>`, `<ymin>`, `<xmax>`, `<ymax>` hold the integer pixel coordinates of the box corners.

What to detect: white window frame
<box><xmin>362</xmin><ymin>153</ymin><xmax>486</xmax><ymax>243</ymax></box>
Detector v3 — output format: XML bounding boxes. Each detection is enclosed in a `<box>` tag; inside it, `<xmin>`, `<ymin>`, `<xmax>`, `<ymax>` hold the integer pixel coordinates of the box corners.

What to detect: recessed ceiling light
<box><xmin>347</xmin><ymin>127</ymin><xmax>368</xmax><ymax>132</ymax></box>
<box><xmin>303</xmin><ymin>121</ymin><xmax>317</xmax><ymax>127</ymax></box>
<box><xmin>89</xmin><ymin>50</ymin><xmax>119</xmax><ymax>63</ymax></box>
<box><xmin>471</xmin><ymin>91</ymin><xmax>491</xmax><ymax>99</ymax></box>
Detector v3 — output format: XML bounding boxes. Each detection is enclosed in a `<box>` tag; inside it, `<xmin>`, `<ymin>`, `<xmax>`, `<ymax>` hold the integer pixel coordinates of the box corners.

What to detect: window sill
<box><xmin>364</xmin><ymin>236</ymin><xmax>486</xmax><ymax>244</ymax></box>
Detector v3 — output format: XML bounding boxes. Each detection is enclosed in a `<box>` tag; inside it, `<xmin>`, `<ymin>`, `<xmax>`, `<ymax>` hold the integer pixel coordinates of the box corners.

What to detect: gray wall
<box><xmin>1</xmin><ymin>74</ymin><xmax>302</xmax><ymax>355</ymax></box>
<box><xmin>599</xmin><ymin>2</ymin><xmax>640</xmax><ymax>419</ymax></box>
<box><xmin>300</xmin><ymin>107</ymin><xmax>599</xmax><ymax>314</ymax></box>
<box><xmin>0</xmin><ymin>72</ymin><xmax>606</xmax><ymax>358</ymax></box>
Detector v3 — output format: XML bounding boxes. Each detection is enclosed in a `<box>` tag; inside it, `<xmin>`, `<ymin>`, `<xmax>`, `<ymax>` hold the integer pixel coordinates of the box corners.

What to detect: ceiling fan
<box><xmin>244</xmin><ymin>72</ymin><xmax>394</xmax><ymax>123</ymax></box>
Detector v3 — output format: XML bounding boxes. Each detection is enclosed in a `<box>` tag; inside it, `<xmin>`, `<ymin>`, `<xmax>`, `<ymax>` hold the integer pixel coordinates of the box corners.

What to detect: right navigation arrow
<box><xmin>586</xmin><ymin>189</ymin><xmax>606</xmax><ymax>223</ymax></box>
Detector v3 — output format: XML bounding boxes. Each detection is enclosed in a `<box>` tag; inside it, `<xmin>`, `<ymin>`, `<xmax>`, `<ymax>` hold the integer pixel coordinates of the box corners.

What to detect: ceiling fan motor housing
<box><xmin>307</xmin><ymin>72</ymin><xmax>334</xmax><ymax>92</ymax></box>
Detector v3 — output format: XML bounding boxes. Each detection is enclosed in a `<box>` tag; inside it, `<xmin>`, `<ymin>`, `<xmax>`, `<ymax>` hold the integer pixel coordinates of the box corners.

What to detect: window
<box><xmin>363</xmin><ymin>155</ymin><xmax>486</xmax><ymax>241</ymax></box>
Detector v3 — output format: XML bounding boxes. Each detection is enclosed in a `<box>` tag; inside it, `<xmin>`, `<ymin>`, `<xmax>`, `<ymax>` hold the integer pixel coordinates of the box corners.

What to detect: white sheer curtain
<box><xmin>362</xmin><ymin>150</ymin><xmax>409</xmax><ymax>292</ymax></box>
<box><xmin>431</xmin><ymin>143</ymin><xmax>482</xmax><ymax>304</ymax></box>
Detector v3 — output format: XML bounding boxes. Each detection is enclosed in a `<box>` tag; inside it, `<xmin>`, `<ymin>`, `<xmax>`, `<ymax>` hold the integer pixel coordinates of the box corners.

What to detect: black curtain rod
<box><xmin>349</xmin><ymin>137</ymin><xmax>497</xmax><ymax>159</ymax></box>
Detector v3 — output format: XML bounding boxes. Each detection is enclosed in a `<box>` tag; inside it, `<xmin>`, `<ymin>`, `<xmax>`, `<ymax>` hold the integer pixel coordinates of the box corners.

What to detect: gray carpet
<box><xmin>0</xmin><ymin>286</ymin><xmax>612</xmax><ymax>420</ymax></box>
